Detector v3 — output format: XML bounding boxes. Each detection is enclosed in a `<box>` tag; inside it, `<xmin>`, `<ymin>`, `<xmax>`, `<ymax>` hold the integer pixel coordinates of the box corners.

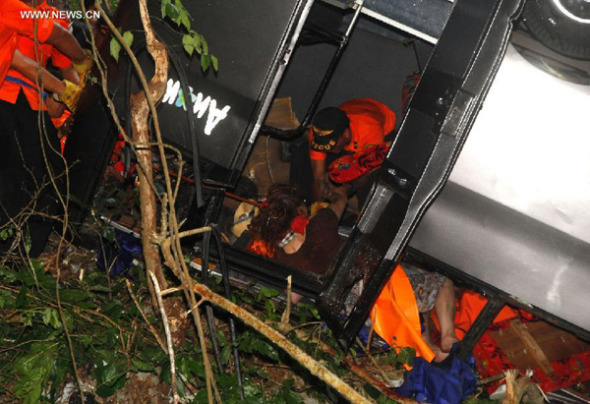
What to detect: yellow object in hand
<box><xmin>310</xmin><ymin>202</ymin><xmax>329</xmax><ymax>218</ymax></box>
<box><xmin>58</xmin><ymin>80</ymin><xmax>83</xmax><ymax>113</ymax></box>
<box><xmin>73</xmin><ymin>52</ymin><xmax>93</xmax><ymax>82</ymax></box>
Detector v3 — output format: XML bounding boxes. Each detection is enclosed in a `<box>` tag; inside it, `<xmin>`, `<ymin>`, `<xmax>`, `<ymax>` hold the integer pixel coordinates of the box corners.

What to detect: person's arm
<box><xmin>311</xmin><ymin>158</ymin><xmax>327</xmax><ymax>202</ymax></box>
<box><xmin>326</xmin><ymin>182</ymin><xmax>350</xmax><ymax>220</ymax></box>
<box><xmin>10</xmin><ymin>49</ymin><xmax>66</xmax><ymax>94</ymax></box>
<box><xmin>5</xmin><ymin>0</ymin><xmax>87</xmax><ymax>65</ymax></box>
<box><xmin>12</xmin><ymin>51</ymin><xmax>82</xmax><ymax>112</ymax></box>
<box><xmin>45</xmin><ymin>23</ymin><xmax>87</xmax><ymax>65</ymax></box>
<box><xmin>59</xmin><ymin>66</ymin><xmax>80</xmax><ymax>86</ymax></box>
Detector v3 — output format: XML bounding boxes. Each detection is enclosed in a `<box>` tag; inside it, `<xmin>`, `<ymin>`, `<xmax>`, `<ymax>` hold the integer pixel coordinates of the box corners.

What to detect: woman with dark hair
<box><xmin>247</xmin><ymin>182</ymin><xmax>349</xmax><ymax>280</ymax></box>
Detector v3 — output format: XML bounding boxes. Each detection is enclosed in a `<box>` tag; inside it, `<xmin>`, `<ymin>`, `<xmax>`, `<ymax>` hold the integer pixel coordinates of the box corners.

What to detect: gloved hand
<box><xmin>73</xmin><ymin>51</ymin><xmax>93</xmax><ymax>83</ymax></box>
<box><xmin>57</xmin><ymin>80</ymin><xmax>83</xmax><ymax>113</ymax></box>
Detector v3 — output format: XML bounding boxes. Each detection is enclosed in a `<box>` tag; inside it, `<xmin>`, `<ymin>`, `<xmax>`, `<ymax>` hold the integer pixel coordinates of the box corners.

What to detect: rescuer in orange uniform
<box><xmin>0</xmin><ymin>0</ymin><xmax>91</xmax><ymax>256</ymax></box>
<box><xmin>290</xmin><ymin>98</ymin><xmax>396</xmax><ymax>206</ymax></box>
<box><xmin>0</xmin><ymin>0</ymin><xmax>81</xmax><ymax>119</ymax></box>
<box><xmin>0</xmin><ymin>0</ymin><xmax>90</xmax><ymax>103</ymax></box>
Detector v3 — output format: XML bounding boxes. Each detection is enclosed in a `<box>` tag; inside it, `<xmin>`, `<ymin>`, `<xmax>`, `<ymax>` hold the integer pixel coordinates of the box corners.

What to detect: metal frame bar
<box><xmin>261</xmin><ymin>0</ymin><xmax>366</xmax><ymax>141</ymax></box>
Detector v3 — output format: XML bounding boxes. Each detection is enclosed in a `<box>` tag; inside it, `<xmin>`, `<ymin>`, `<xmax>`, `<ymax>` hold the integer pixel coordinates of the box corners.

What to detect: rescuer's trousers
<box><xmin>0</xmin><ymin>92</ymin><xmax>64</xmax><ymax>257</ymax></box>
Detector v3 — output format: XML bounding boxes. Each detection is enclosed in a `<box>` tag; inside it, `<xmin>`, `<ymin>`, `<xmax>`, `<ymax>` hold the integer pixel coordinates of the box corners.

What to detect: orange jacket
<box><xmin>0</xmin><ymin>0</ymin><xmax>54</xmax><ymax>87</ymax></box>
<box><xmin>310</xmin><ymin>98</ymin><xmax>396</xmax><ymax>161</ymax></box>
<box><xmin>370</xmin><ymin>264</ymin><xmax>436</xmax><ymax>364</ymax></box>
<box><xmin>0</xmin><ymin>1</ymin><xmax>70</xmax><ymax>110</ymax></box>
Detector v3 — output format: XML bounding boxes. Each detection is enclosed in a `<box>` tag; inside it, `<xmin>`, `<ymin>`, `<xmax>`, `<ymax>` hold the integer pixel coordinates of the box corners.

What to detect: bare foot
<box><xmin>440</xmin><ymin>334</ymin><xmax>459</xmax><ymax>353</ymax></box>
<box><xmin>423</xmin><ymin>332</ymin><xmax>451</xmax><ymax>363</ymax></box>
<box><xmin>432</xmin><ymin>346</ymin><xmax>451</xmax><ymax>363</ymax></box>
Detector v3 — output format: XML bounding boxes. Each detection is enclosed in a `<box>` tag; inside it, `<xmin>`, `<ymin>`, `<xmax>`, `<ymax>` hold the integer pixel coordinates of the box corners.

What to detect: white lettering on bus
<box><xmin>162</xmin><ymin>79</ymin><xmax>231</xmax><ymax>136</ymax></box>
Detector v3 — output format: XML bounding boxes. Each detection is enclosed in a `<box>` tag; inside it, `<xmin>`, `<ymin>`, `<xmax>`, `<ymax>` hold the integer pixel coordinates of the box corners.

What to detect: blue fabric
<box><xmin>396</xmin><ymin>343</ymin><xmax>477</xmax><ymax>404</ymax></box>
<box><xmin>97</xmin><ymin>231</ymin><xmax>141</xmax><ymax>278</ymax></box>
<box><xmin>5</xmin><ymin>76</ymin><xmax>48</xmax><ymax>101</ymax></box>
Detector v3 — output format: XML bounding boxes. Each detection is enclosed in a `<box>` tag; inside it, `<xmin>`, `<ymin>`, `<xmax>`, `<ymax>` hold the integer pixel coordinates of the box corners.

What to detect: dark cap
<box><xmin>310</xmin><ymin>107</ymin><xmax>350</xmax><ymax>153</ymax></box>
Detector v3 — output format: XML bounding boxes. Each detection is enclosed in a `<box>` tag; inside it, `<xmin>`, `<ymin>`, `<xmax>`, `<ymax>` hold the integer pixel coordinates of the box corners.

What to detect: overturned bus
<box><xmin>65</xmin><ymin>0</ymin><xmax>590</xmax><ymax>365</ymax></box>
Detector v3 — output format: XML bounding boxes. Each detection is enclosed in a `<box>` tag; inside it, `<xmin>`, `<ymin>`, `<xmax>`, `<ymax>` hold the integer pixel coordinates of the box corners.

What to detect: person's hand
<box><xmin>45</xmin><ymin>97</ymin><xmax>66</xmax><ymax>118</ymax></box>
<box><xmin>60</xmin><ymin>115</ymin><xmax>74</xmax><ymax>137</ymax></box>
<box><xmin>73</xmin><ymin>50</ymin><xmax>93</xmax><ymax>84</ymax></box>
<box><xmin>57</xmin><ymin>80</ymin><xmax>83</xmax><ymax>112</ymax></box>
<box><xmin>325</xmin><ymin>181</ymin><xmax>350</xmax><ymax>202</ymax></box>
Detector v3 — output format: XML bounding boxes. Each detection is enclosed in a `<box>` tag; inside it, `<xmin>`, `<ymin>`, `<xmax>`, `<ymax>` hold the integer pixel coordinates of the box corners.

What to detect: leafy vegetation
<box><xmin>0</xmin><ymin>256</ymin><xmax>410</xmax><ymax>402</ymax></box>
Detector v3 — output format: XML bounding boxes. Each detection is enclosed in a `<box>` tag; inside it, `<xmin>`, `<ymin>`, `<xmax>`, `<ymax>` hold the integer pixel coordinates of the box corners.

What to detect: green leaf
<box><xmin>42</xmin><ymin>308</ymin><xmax>53</xmax><ymax>326</ymax></box>
<box><xmin>217</xmin><ymin>373</ymin><xmax>236</xmax><ymax>389</ymax></box>
<box><xmin>191</xmin><ymin>32</ymin><xmax>202</xmax><ymax>54</ymax></box>
<box><xmin>23</xmin><ymin>312</ymin><xmax>34</xmax><ymax>327</ymax></box>
<box><xmin>264</xmin><ymin>298</ymin><xmax>276</xmax><ymax>318</ymax></box>
<box><xmin>179</xmin><ymin>11</ymin><xmax>190</xmax><ymax>31</ymax></box>
<box><xmin>252</xmin><ymin>366</ymin><xmax>268</xmax><ymax>380</ymax></box>
<box><xmin>110</xmin><ymin>37</ymin><xmax>121</xmax><ymax>62</ymax></box>
<box><xmin>211</xmin><ymin>54</ymin><xmax>219</xmax><ymax>71</ymax></box>
<box><xmin>16</xmin><ymin>286</ymin><xmax>28</xmax><ymax>308</ymax></box>
<box><xmin>12</xmin><ymin>343</ymin><xmax>57</xmax><ymax>404</ymax></box>
<box><xmin>258</xmin><ymin>286</ymin><xmax>280</xmax><ymax>299</ymax></box>
<box><xmin>59</xmin><ymin>289</ymin><xmax>95</xmax><ymax>309</ymax></box>
<box><xmin>200</xmin><ymin>54</ymin><xmax>211</xmax><ymax>72</ymax></box>
<box><xmin>182</xmin><ymin>34</ymin><xmax>194</xmax><ymax>56</ymax></box>
<box><xmin>96</xmin><ymin>374</ymin><xmax>126</xmax><ymax>397</ymax></box>
<box><xmin>130</xmin><ymin>359</ymin><xmax>154</xmax><ymax>373</ymax></box>
<box><xmin>254</xmin><ymin>339</ymin><xmax>279</xmax><ymax>361</ymax></box>
<box><xmin>160</xmin><ymin>0</ymin><xmax>170</xmax><ymax>18</ymax></box>
<box><xmin>0</xmin><ymin>227</ymin><xmax>14</xmax><ymax>241</ymax></box>
<box><xmin>111</xmin><ymin>30</ymin><xmax>132</xmax><ymax>63</ymax></box>
<box><xmin>100</xmin><ymin>299</ymin><xmax>125</xmax><ymax>320</ymax></box>
<box><xmin>298</xmin><ymin>303</ymin><xmax>320</xmax><ymax>322</ymax></box>
<box><xmin>40</xmin><ymin>308</ymin><xmax>61</xmax><ymax>329</ymax></box>
<box><xmin>201</xmin><ymin>35</ymin><xmax>209</xmax><ymax>54</ymax></box>
<box><xmin>396</xmin><ymin>347</ymin><xmax>415</xmax><ymax>367</ymax></box>
<box><xmin>239</xmin><ymin>332</ymin><xmax>279</xmax><ymax>362</ymax></box>
<box><xmin>122</xmin><ymin>30</ymin><xmax>134</xmax><ymax>48</ymax></box>
<box><xmin>178</xmin><ymin>356</ymin><xmax>204</xmax><ymax>379</ymax></box>
<box><xmin>276</xmin><ymin>379</ymin><xmax>303</xmax><ymax>404</ymax></box>
<box><xmin>165</xmin><ymin>2</ymin><xmax>180</xmax><ymax>21</ymax></box>
<box><xmin>89</xmin><ymin>285</ymin><xmax>112</xmax><ymax>293</ymax></box>
<box><xmin>94</xmin><ymin>354</ymin><xmax>128</xmax><ymax>397</ymax></box>
<box><xmin>0</xmin><ymin>290</ymin><xmax>14</xmax><ymax>308</ymax></box>
<box><xmin>0</xmin><ymin>268</ymin><xmax>17</xmax><ymax>283</ymax></box>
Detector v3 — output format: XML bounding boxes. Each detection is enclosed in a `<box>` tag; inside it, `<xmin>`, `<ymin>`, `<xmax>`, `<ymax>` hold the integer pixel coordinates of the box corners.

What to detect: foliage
<box><xmin>374</xmin><ymin>344</ymin><xmax>416</xmax><ymax>370</ymax></box>
<box><xmin>0</xmin><ymin>259</ymin><xmax>411</xmax><ymax>402</ymax></box>
<box><xmin>0</xmin><ymin>227</ymin><xmax>13</xmax><ymax>241</ymax></box>
<box><xmin>101</xmin><ymin>0</ymin><xmax>218</xmax><ymax>72</ymax></box>
<box><xmin>0</xmin><ymin>261</ymin><xmax>153</xmax><ymax>402</ymax></box>
<box><xmin>160</xmin><ymin>0</ymin><xmax>218</xmax><ymax>71</ymax></box>
<box><xmin>110</xmin><ymin>30</ymin><xmax>133</xmax><ymax>62</ymax></box>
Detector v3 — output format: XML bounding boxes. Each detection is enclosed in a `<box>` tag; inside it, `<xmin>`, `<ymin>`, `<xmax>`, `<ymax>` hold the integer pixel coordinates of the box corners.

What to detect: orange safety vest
<box><xmin>0</xmin><ymin>1</ymin><xmax>71</xmax><ymax>110</ymax></box>
<box><xmin>370</xmin><ymin>264</ymin><xmax>436</xmax><ymax>364</ymax></box>
<box><xmin>0</xmin><ymin>0</ymin><xmax>54</xmax><ymax>86</ymax></box>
